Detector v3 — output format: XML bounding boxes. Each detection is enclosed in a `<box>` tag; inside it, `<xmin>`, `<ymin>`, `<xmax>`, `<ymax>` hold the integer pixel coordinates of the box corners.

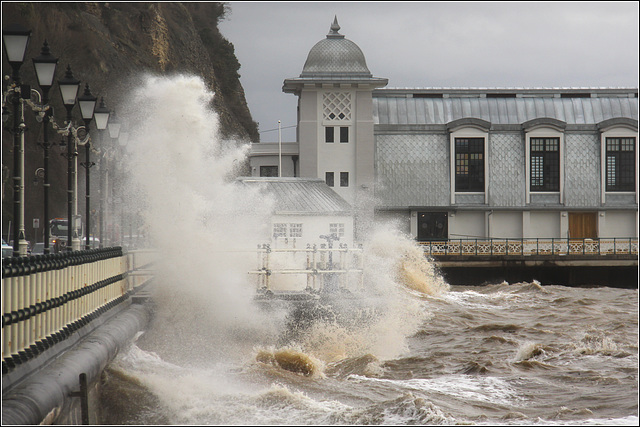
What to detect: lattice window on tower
<box><xmin>323</xmin><ymin>92</ymin><xmax>352</xmax><ymax>121</ymax></box>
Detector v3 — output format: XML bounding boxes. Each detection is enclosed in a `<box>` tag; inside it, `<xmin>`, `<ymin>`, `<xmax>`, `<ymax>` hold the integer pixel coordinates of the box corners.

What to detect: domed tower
<box><xmin>283</xmin><ymin>17</ymin><xmax>388</xmax><ymax>205</ymax></box>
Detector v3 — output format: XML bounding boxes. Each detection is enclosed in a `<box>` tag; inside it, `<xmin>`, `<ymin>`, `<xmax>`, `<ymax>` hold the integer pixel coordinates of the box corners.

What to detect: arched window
<box><xmin>523</xmin><ymin>118</ymin><xmax>566</xmax><ymax>204</ymax></box>
<box><xmin>605</xmin><ymin>137</ymin><xmax>636</xmax><ymax>192</ymax></box>
<box><xmin>447</xmin><ymin>118</ymin><xmax>490</xmax><ymax>205</ymax></box>
<box><xmin>598</xmin><ymin>119</ymin><xmax>638</xmax><ymax>203</ymax></box>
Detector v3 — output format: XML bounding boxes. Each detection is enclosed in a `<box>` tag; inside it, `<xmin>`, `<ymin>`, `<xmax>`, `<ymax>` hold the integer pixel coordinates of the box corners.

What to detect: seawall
<box><xmin>436</xmin><ymin>256</ymin><xmax>638</xmax><ymax>288</ymax></box>
<box><xmin>2</xmin><ymin>301</ymin><xmax>152</xmax><ymax>425</ymax></box>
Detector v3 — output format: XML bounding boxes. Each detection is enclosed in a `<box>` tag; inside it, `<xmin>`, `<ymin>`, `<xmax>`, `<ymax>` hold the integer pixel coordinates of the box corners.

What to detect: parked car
<box><xmin>30</xmin><ymin>242</ymin><xmax>45</xmax><ymax>255</ymax></box>
<box><xmin>2</xmin><ymin>239</ymin><xmax>12</xmax><ymax>258</ymax></box>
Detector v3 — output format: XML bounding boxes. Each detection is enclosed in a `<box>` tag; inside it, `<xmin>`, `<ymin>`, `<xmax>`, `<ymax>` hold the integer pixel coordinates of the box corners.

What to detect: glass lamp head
<box><xmin>58</xmin><ymin>64</ymin><xmax>80</xmax><ymax>107</ymax></box>
<box><xmin>32</xmin><ymin>40</ymin><xmax>58</xmax><ymax>90</ymax></box>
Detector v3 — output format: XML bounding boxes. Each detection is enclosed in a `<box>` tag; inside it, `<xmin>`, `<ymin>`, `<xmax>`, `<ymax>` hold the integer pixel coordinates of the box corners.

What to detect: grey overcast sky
<box><xmin>218</xmin><ymin>2</ymin><xmax>639</xmax><ymax>143</ymax></box>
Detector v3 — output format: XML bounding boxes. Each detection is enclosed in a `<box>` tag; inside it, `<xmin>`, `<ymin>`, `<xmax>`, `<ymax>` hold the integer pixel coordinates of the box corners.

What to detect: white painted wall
<box><xmin>269</xmin><ymin>213</ymin><xmax>354</xmax><ymax>249</ymax></box>
<box><xmin>298</xmin><ymin>89</ymin><xmax>319</xmax><ymax>179</ymax></box>
<box><xmin>488</xmin><ymin>211</ymin><xmax>522</xmax><ymax>238</ymax></box>
<box><xmin>599</xmin><ymin>211</ymin><xmax>638</xmax><ymax>238</ymax></box>
<box><xmin>317</xmin><ymin>88</ymin><xmax>356</xmax><ymax>204</ymax></box>
<box><xmin>450</xmin><ymin>211</ymin><xmax>485</xmax><ymax>239</ymax></box>
<box><xmin>528</xmin><ymin>211</ymin><xmax>561</xmax><ymax>238</ymax></box>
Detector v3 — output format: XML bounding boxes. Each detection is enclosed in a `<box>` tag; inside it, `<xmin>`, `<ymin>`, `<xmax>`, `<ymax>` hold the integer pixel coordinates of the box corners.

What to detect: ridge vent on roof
<box><xmin>412</xmin><ymin>93</ymin><xmax>443</xmax><ymax>98</ymax></box>
<box><xmin>486</xmin><ymin>93</ymin><xmax>517</xmax><ymax>98</ymax></box>
<box><xmin>560</xmin><ymin>92</ymin><xmax>592</xmax><ymax>98</ymax></box>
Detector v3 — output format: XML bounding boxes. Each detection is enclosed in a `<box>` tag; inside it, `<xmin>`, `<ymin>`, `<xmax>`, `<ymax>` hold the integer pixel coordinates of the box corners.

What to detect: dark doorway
<box><xmin>418</xmin><ymin>212</ymin><xmax>448</xmax><ymax>241</ymax></box>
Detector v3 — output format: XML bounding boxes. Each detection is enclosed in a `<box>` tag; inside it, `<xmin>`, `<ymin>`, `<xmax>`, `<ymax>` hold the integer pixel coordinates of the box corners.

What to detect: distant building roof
<box><xmin>236</xmin><ymin>177</ymin><xmax>352</xmax><ymax>215</ymax></box>
<box><xmin>373</xmin><ymin>87</ymin><xmax>638</xmax><ymax>126</ymax></box>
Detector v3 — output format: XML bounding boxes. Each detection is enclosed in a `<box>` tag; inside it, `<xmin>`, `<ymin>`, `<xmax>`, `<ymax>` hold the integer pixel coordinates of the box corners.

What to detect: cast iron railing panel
<box><xmin>419</xmin><ymin>238</ymin><xmax>638</xmax><ymax>256</ymax></box>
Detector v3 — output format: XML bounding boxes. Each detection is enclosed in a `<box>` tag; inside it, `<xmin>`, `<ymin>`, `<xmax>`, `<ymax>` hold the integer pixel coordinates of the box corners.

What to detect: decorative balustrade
<box><xmin>1</xmin><ymin>248</ymin><xmax>155</xmax><ymax>374</ymax></box>
<box><xmin>419</xmin><ymin>238</ymin><xmax>639</xmax><ymax>257</ymax></box>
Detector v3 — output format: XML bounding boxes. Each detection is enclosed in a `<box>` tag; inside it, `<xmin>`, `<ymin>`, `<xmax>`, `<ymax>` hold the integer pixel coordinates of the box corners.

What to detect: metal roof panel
<box><xmin>373</xmin><ymin>89</ymin><xmax>638</xmax><ymax>125</ymax></box>
<box><xmin>236</xmin><ymin>177</ymin><xmax>352</xmax><ymax>215</ymax></box>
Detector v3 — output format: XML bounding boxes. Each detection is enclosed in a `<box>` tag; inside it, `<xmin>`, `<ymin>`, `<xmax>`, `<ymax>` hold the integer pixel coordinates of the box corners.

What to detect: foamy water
<box><xmin>99</xmin><ymin>75</ymin><xmax>638</xmax><ymax>425</ymax></box>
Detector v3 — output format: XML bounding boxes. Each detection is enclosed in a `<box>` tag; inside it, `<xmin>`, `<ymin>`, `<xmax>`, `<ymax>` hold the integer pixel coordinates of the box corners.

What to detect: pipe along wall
<box><xmin>2</xmin><ymin>248</ymin><xmax>154</xmax><ymax>424</ymax></box>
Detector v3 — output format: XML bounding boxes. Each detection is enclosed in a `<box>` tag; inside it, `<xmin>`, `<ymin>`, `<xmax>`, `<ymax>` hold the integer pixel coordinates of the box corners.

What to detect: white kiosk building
<box><xmin>237</xmin><ymin>177</ymin><xmax>354</xmax><ymax>249</ymax></box>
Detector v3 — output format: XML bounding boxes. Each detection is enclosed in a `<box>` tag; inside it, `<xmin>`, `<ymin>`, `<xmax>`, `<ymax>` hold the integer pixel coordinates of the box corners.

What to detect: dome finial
<box><xmin>327</xmin><ymin>15</ymin><xmax>344</xmax><ymax>38</ymax></box>
<box><xmin>331</xmin><ymin>16</ymin><xmax>340</xmax><ymax>33</ymax></box>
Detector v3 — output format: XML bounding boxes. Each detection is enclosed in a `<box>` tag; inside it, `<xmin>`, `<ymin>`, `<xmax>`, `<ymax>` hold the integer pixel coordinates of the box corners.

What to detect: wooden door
<box><xmin>569</xmin><ymin>212</ymin><xmax>597</xmax><ymax>239</ymax></box>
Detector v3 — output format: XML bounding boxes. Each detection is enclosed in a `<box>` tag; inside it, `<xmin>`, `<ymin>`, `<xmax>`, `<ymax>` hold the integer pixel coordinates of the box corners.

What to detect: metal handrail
<box><xmin>250</xmin><ymin>244</ymin><xmax>365</xmax><ymax>293</ymax></box>
<box><xmin>418</xmin><ymin>237</ymin><xmax>638</xmax><ymax>256</ymax></box>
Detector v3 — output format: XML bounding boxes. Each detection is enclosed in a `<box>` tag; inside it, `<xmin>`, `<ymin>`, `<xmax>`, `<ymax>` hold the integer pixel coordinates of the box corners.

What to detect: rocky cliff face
<box><xmin>2</xmin><ymin>2</ymin><xmax>257</xmax><ymax>140</ymax></box>
<box><xmin>2</xmin><ymin>2</ymin><xmax>258</xmax><ymax>242</ymax></box>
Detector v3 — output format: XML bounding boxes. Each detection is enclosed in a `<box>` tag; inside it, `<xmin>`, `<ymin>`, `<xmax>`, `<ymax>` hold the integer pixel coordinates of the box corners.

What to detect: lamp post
<box><xmin>58</xmin><ymin>65</ymin><xmax>80</xmax><ymax>251</ymax></box>
<box><xmin>32</xmin><ymin>39</ymin><xmax>58</xmax><ymax>253</ymax></box>
<box><xmin>91</xmin><ymin>98</ymin><xmax>110</xmax><ymax>249</ymax></box>
<box><xmin>116</xmin><ymin>127</ymin><xmax>128</xmax><ymax>247</ymax></box>
<box><xmin>101</xmin><ymin>109</ymin><xmax>120</xmax><ymax>247</ymax></box>
<box><xmin>77</xmin><ymin>84</ymin><xmax>98</xmax><ymax>250</ymax></box>
<box><xmin>2</xmin><ymin>23</ymin><xmax>31</xmax><ymax>257</ymax></box>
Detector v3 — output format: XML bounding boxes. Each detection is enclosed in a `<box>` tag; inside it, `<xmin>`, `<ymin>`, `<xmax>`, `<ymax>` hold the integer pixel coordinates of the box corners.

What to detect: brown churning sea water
<box><xmin>98</xmin><ymin>280</ymin><xmax>638</xmax><ymax>425</ymax></box>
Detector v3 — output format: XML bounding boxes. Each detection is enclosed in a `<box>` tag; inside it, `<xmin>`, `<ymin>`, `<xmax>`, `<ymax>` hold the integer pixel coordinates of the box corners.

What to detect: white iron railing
<box><xmin>419</xmin><ymin>238</ymin><xmax>639</xmax><ymax>256</ymax></box>
<box><xmin>249</xmin><ymin>243</ymin><xmax>364</xmax><ymax>294</ymax></box>
<box><xmin>2</xmin><ymin>248</ymin><xmax>155</xmax><ymax>374</ymax></box>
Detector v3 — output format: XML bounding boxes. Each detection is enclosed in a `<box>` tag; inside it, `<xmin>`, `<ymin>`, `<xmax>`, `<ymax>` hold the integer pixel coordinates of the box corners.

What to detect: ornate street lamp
<box><xmin>32</xmin><ymin>40</ymin><xmax>57</xmax><ymax>90</ymax></box>
<box><xmin>77</xmin><ymin>84</ymin><xmax>97</xmax><ymax>250</ymax></box>
<box><xmin>92</xmin><ymin>98</ymin><xmax>110</xmax><ymax>249</ymax></box>
<box><xmin>3</xmin><ymin>23</ymin><xmax>31</xmax><ymax>256</ymax></box>
<box><xmin>98</xmin><ymin>110</ymin><xmax>121</xmax><ymax>248</ymax></box>
<box><xmin>2</xmin><ymin>23</ymin><xmax>31</xmax><ymax>75</ymax></box>
<box><xmin>93</xmin><ymin>98</ymin><xmax>110</xmax><ymax>131</ymax></box>
<box><xmin>107</xmin><ymin>109</ymin><xmax>121</xmax><ymax>139</ymax></box>
<box><xmin>58</xmin><ymin>65</ymin><xmax>80</xmax><ymax>251</ymax></box>
<box><xmin>58</xmin><ymin>65</ymin><xmax>81</xmax><ymax>110</ymax></box>
<box><xmin>117</xmin><ymin>129</ymin><xmax>130</xmax><ymax>248</ymax></box>
<box><xmin>32</xmin><ymin>40</ymin><xmax>58</xmax><ymax>253</ymax></box>
<box><xmin>77</xmin><ymin>83</ymin><xmax>97</xmax><ymax>123</ymax></box>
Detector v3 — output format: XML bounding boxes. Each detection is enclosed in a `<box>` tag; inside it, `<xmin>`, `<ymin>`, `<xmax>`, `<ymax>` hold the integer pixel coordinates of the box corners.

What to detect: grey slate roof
<box><xmin>300</xmin><ymin>16</ymin><xmax>372</xmax><ymax>78</ymax></box>
<box><xmin>373</xmin><ymin>88</ymin><xmax>638</xmax><ymax>126</ymax></box>
<box><xmin>282</xmin><ymin>17</ymin><xmax>388</xmax><ymax>92</ymax></box>
<box><xmin>236</xmin><ymin>177</ymin><xmax>352</xmax><ymax>215</ymax></box>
